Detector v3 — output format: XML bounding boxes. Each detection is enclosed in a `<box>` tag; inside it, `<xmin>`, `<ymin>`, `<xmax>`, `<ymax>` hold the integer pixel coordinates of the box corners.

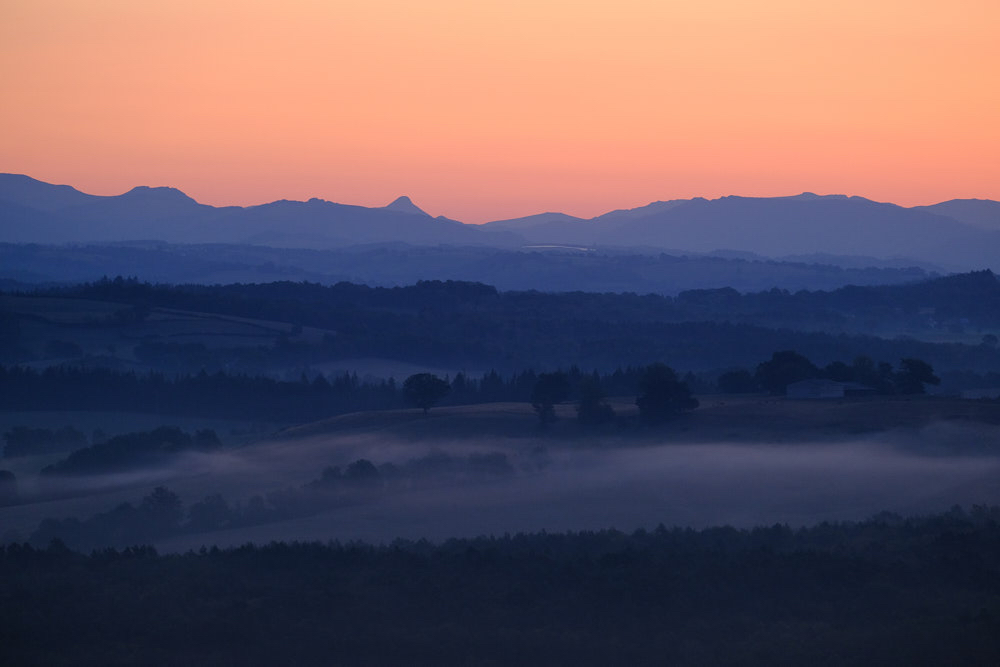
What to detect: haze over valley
<box><xmin>4</xmin><ymin>0</ymin><xmax>1000</xmax><ymax>660</ymax></box>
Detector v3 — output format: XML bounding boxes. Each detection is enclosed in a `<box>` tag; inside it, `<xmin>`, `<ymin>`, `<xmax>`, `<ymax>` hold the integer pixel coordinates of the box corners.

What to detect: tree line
<box><xmin>721</xmin><ymin>350</ymin><xmax>943</xmax><ymax>395</ymax></box>
<box><xmin>0</xmin><ymin>349</ymin><xmax>952</xmax><ymax>443</ymax></box>
<box><xmin>5</xmin><ymin>275</ymin><xmax>1000</xmax><ymax>376</ymax></box>
<box><xmin>0</xmin><ymin>363</ymin><xmax>697</xmax><ymax>427</ymax></box>
<box><xmin>3</xmin><ymin>506</ymin><xmax>999</xmax><ymax>666</ymax></box>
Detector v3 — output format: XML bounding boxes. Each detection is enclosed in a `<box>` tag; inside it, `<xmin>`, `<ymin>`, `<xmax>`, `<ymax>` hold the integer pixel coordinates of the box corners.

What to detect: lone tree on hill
<box><xmin>403</xmin><ymin>373</ymin><xmax>450</xmax><ymax>414</ymax></box>
<box><xmin>531</xmin><ymin>372</ymin><xmax>570</xmax><ymax>427</ymax></box>
<box><xmin>636</xmin><ymin>363</ymin><xmax>698</xmax><ymax>423</ymax></box>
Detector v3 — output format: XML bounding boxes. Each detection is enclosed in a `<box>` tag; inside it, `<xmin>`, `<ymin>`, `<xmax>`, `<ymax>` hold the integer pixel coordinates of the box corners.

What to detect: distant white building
<box><xmin>786</xmin><ymin>379</ymin><xmax>877</xmax><ymax>399</ymax></box>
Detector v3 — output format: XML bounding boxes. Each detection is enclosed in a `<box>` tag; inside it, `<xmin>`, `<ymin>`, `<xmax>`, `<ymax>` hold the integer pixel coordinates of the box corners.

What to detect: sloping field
<box><xmin>280</xmin><ymin>395</ymin><xmax>1000</xmax><ymax>444</ymax></box>
<box><xmin>1</xmin><ymin>294</ymin><xmax>331</xmax><ymax>360</ymax></box>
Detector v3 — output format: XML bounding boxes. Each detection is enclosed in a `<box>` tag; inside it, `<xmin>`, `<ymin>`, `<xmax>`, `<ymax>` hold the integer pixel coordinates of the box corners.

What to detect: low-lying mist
<box><xmin>5</xmin><ymin>422</ymin><xmax>999</xmax><ymax>552</ymax></box>
<box><xmin>165</xmin><ymin>425</ymin><xmax>1000</xmax><ymax>550</ymax></box>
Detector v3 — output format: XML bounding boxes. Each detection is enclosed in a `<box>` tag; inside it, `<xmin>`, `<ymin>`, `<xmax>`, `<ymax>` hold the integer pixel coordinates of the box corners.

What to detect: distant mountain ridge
<box><xmin>0</xmin><ymin>174</ymin><xmax>516</xmax><ymax>248</ymax></box>
<box><xmin>1</xmin><ymin>174</ymin><xmax>997</xmax><ymax>271</ymax></box>
<box><xmin>484</xmin><ymin>193</ymin><xmax>1000</xmax><ymax>271</ymax></box>
<box><xmin>383</xmin><ymin>195</ymin><xmax>430</xmax><ymax>216</ymax></box>
<box><xmin>913</xmin><ymin>199</ymin><xmax>1000</xmax><ymax>230</ymax></box>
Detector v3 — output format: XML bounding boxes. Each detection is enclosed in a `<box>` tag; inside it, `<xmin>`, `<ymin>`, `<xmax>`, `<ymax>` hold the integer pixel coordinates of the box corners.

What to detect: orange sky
<box><xmin>2</xmin><ymin>0</ymin><xmax>998</xmax><ymax>222</ymax></box>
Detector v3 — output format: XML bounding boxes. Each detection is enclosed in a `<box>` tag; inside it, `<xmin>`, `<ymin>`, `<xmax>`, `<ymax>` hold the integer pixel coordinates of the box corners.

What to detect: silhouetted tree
<box><xmin>823</xmin><ymin>361</ymin><xmax>854</xmax><ymax>382</ymax></box>
<box><xmin>894</xmin><ymin>358</ymin><xmax>941</xmax><ymax>394</ymax></box>
<box><xmin>636</xmin><ymin>363</ymin><xmax>698</xmax><ymax>423</ymax></box>
<box><xmin>531</xmin><ymin>372</ymin><xmax>570</xmax><ymax>426</ymax></box>
<box><xmin>403</xmin><ymin>373</ymin><xmax>450</xmax><ymax>414</ymax></box>
<box><xmin>343</xmin><ymin>459</ymin><xmax>381</xmax><ymax>487</ymax></box>
<box><xmin>576</xmin><ymin>377</ymin><xmax>615</xmax><ymax>425</ymax></box>
<box><xmin>755</xmin><ymin>350</ymin><xmax>820</xmax><ymax>395</ymax></box>
<box><xmin>849</xmin><ymin>356</ymin><xmax>896</xmax><ymax>393</ymax></box>
<box><xmin>141</xmin><ymin>487</ymin><xmax>184</xmax><ymax>535</ymax></box>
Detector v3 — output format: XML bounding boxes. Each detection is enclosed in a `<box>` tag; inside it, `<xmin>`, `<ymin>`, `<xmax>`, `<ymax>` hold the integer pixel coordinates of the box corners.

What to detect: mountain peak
<box><xmin>384</xmin><ymin>196</ymin><xmax>428</xmax><ymax>216</ymax></box>
<box><xmin>122</xmin><ymin>185</ymin><xmax>198</xmax><ymax>205</ymax></box>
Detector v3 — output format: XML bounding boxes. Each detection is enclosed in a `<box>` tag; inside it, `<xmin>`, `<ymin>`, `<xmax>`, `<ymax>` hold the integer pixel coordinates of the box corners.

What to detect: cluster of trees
<box><xmin>0</xmin><ymin>362</ymin><xmax>702</xmax><ymax>426</ymax></box>
<box><xmin>27</xmin><ymin>448</ymin><xmax>522</xmax><ymax>549</ymax></box>
<box><xmin>28</xmin><ymin>486</ymin><xmax>189</xmax><ymax>549</ymax></box>
<box><xmin>4</xmin><ymin>507</ymin><xmax>1000</xmax><ymax>666</ymax></box>
<box><xmin>40</xmin><ymin>426</ymin><xmax>221</xmax><ymax>476</ymax></box>
<box><xmin>24</xmin><ymin>485</ymin><xmax>287</xmax><ymax>550</ymax></box>
<box><xmin>405</xmin><ymin>363</ymin><xmax>698</xmax><ymax>426</ymax></box>
<box><xmin>308</xmin><ymin>451</ymin><xmax>516</xmax><ymax>493</ymax></box>
<box><xmin>719</xmin><ymin>350</ymin><xmax>942</xmax><ymax>395</ymax></box>
<box><xmin>0</xmin><ymin>353</ymin><xmax>954</xmax><ymax>445</ymax></box>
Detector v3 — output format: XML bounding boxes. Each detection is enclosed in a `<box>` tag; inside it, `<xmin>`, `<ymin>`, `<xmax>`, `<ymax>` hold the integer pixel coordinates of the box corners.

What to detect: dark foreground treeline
<box><xmin>3</xmin><ymin>507</ymin><xmax>999</xmax><ymax>666</ymax></box>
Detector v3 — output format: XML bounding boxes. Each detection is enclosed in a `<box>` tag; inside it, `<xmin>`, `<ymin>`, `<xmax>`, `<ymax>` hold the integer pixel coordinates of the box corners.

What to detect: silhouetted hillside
<box><xmin>2</xmin><ymin>174</ymin><xmax>998</xmax><ymax>270</ymax></box>
<box><xmin>0</xmin><ymin>174</ymin><xmax>517</xmax><ymax>248</ymax></box>
<box><xmin>486</xmin><ymin>193</ymin><xmax>1000</xmax><ymax>271</ymax></box>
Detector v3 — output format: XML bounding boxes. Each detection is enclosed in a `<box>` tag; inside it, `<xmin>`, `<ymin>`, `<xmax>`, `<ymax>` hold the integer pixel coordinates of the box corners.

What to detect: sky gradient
<box><xmin>2</xmin><ymin>1</ymin><xmax>998</xmax><ymax>222</ymax></box>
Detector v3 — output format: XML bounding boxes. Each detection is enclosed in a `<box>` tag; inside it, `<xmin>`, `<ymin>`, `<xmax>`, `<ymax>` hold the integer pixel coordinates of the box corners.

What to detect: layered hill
<box><xmin>485</xmin><ymin>193</ymin><xmax>1000</xmax><ymax>271</ymax></box>
<box><xmin>2</xmin><ymin>174</ymin><xmax>998</xmax><ymax>271</ymax></box>
<box><xmin>0</xmin><ymin>174</ymin><xmax>518</xmax><ymax>248</ymax></box>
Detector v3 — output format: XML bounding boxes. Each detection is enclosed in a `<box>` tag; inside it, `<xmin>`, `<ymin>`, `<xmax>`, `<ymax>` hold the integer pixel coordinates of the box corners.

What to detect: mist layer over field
<box><xmin>158</xmin><ymin>426</ymin><xmax>1000</xmax><ymax>550</ymax></box>
<box><xmin>4</xmin><ymin>419</ymin><xmax>998</xmax><ymax>552</ymax></box>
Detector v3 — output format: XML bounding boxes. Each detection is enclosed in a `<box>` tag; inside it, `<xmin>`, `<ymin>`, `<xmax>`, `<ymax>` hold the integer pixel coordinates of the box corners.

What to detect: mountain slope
<box><xmin>915</xmin><ymin>199</ymin><xmax>1000</xmax><ymax>230</ymax></box>
<box><xmin>2</xmin><ymin>174</ymin><xmax>997</xmax><ymax>270</ymax></box>
<box><xmin>487</xmin><ymin>194</ymin><xmax>1000</xmax><ymax>271</ymax></box>
<box><xmin>0</xmin><ymin>174</ymin><xmax>519</xmax><ymax>248</ymax></box>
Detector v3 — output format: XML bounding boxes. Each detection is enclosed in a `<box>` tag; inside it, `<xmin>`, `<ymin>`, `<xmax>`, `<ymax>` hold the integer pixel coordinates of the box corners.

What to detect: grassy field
<box><xmin>2</xmin><ymin>294</ymin><xmax>329</xmax><ymax>363</ymax></box>
<box><xmin>281</xmin><ymin>394</ymin><xmax>1000</xmax><ymax>445</ymax></box>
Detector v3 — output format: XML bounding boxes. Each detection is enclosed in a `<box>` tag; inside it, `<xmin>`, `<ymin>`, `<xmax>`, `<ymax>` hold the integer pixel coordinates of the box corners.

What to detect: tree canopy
<box><xmin>755</xmin><ymin>350</ymin><xmax>821</xmax><ymax>395</ymax></box>
<box><xmin>635</xmin><ymin>363</ymin><xmax>698</xmax><ymax>423</ymax></box>
<box><xmin>894</xmin><ymin>358</ymin><xmax>941</xmax><ymax>394</ymax></box>
<box><xmin>576</xmin><ymin>376</ymin><xmax>616</xmax><ymax>425</ymax></box>
<box><xmin>403</xmin><ymin>373</ymin><xmax>450</xmax><ymax>414</ymax></box>
<box><xmin>531</xmin><ymin>372</ymin><xmax>570</xmax><ymax>426</ymax></box>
